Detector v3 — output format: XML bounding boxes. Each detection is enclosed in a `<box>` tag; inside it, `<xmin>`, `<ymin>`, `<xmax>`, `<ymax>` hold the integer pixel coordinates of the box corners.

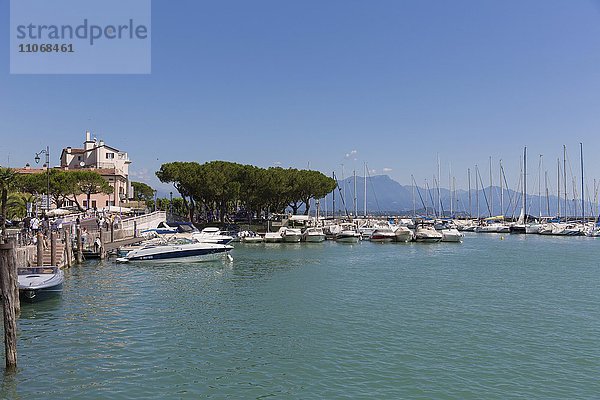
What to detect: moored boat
<box><xmin>414</xmin><ymin>225</ymin><xmax>443</xmax><ymax>242</ymax></box>
<box><xmin>280</xmin><ymin>227</ymin><xmax>302</xmax><ymax>243</ymax></box>
<box><xmin>335</xmin><ymin>223</ymin><xmax>361</xmax><ymax>243</ymax></box>
<box><xmin>18</xmin><ymin>266</ymin><xmax>64</xmax><ymax>302</ymax></box>
<box><xmin>441</xmin><ymin>228</ymin><xmax>463</xmax><ymax>242</ymax></box>
<box><xmin>369</xmin><ymin>228</ymin><xmax>396</xmax><ymax>242</ymax></box>
<box><xmin>394</xmin><ymin>226</ymin><xmax>414</xmax><ymax>242</ymax></box>
<box><xmin>116</xmin><ymin>239</ymin><xmax>233</xmax><ymax>263</ymax></box>
<box><xmin>192</xmin><ymin>227</ymin><xmax>234</xmax><ymax>245</ymax></box>
<box><xmin>302</xmin><ymin>227</ymin><xmax>326</xmax><ymax>242</ymax></box>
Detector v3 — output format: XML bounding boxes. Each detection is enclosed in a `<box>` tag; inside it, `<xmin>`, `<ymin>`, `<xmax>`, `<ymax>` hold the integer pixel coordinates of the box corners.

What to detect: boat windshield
<box><xmin>18</xmin><ymin>266</ymin><xmax>58</xmax><ymax>275</ymax></box>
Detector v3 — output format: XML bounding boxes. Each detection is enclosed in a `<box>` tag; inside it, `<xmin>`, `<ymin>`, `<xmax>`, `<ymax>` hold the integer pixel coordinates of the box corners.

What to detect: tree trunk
<box><xmin>303</xmin><ymin>197</ymin><xmax>311</xmax><ymax>215</ymax></box>
<box><xmin>0</xmin><ymin>188</ymin><xmax>7</xmax><ymax>235</ymax></box>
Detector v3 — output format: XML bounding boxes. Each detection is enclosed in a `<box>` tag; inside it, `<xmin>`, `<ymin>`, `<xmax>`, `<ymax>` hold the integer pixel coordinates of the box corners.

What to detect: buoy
<box><xmin>500</xmin><ymin>236</ymin><xmax>504</xmax><ymax>240</ymax></box>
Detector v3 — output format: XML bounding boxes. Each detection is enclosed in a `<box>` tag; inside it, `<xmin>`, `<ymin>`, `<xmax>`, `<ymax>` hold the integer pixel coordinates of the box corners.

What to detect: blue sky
<box><xmin>2</xmin><ymin>0</ymin><xmax>600</xmax><ymax>196</ymax></box>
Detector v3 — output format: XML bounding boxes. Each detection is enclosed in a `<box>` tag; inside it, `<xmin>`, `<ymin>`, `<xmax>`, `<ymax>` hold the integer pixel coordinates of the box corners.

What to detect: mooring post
<box><xmin>133</xmin><ymin>221</ymin><xmax>137</xmax><ymax>239</ymax></box>
<box><xmin>50</xmin><ymin>230</ymin><xmax>56</xmax><ymax>266</ymax></box>
<box><xmin>76</xmin><ymin>226</ymin><xmax>83</xmax><ymax>264</ymax></box>
<box><xmin>64</xmin><ymin>229</ymin><xmax>72</xmax><ymax>268</ymax></box>
<box><xmin>0</xmin><ymin>239</ymin><xmax>18</xmax><ymax>370</ymax></box>
<box><xmin>37</xmin><ymin>232</ymin><xmax>44</xmax><ymax>267</ymax></box>
<box><xmin>110</xmin><ymin>222</ymin><xmax>114</xmax><ymax>243</ymax></box>
<box><xmin>99</xmin><ymin>227</ymin><xmax>105</xmax><ymax>259</ymax></box>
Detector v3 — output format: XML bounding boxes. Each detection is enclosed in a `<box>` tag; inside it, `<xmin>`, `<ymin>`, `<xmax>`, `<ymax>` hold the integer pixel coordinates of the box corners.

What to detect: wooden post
<box><xmin>76</xmin><ymin>226</ymin><xmax>83</xmax><ymax>264</ymax></box>
<box><xmin>133</xmin><ymin>221</ymin><xmax>137</xmax><ymax>238</ymax></box>
<box><xmin>64</xmin><ymin>229</ymin><xmax>72</xmax><ymax>268</ymax></box>
<box><xmin>50</xmin><ymin>230</ymin><xmax>56</xmax><ymax>266</ymax></box>
<box><xmin>110</xmin><ymin>222</ymin><xmax>114</xmax><ymax>243</ymax></box>
<box><xmin>0</xmin><ymin>239</ymin><xmax>18</xmax><ymax>370</ymax></box>
<box><xmin>99</xmin><ymin>227</ymin><xmax>105</xmax><ymax>259</ymax></box>
<box><xmin>37</xmin><ymin>232</ymin><xmax>44</xmax><ymax>267</ymax></box>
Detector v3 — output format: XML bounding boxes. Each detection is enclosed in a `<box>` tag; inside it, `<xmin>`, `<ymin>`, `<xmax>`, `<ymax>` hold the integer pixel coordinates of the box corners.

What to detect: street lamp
<box><xmin>169</xmin><ymin>191</ymin><xmax>173</xmax><ymax>222</ymax></box>
<box><xmin>34</xmin><ymin>146</ymin><xmax>50</xmax><ymax>213</ymax></box>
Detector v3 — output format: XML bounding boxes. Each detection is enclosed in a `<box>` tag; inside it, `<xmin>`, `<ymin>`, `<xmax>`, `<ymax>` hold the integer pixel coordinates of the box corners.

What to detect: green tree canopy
<box><xmin>131</xmin><ymin>181</ymin><xmax>155</xmax><ymax>203</ymax></box>
<box><xmin>156</xmin><ymin>161</ymin><xmax>336</xmax><ymax>222</ymax></box>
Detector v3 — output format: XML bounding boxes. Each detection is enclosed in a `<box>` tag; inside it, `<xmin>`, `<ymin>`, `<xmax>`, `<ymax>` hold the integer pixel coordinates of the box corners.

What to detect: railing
<box><xmin>121</xmin><ymin>211</ymin><xmax>167</xmax><ymax>231</ymax></box>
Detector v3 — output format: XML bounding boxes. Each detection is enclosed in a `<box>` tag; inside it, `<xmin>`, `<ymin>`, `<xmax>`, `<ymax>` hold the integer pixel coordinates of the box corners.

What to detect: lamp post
<box><xmin>169</xmin><ymin>192</ymin><xmax>173</xmax><ymax>222</ymax></box>
<box><xmin>34</xmin><ymin>146</ymin><xmax>50</xmax><ymax>213</ymax></box>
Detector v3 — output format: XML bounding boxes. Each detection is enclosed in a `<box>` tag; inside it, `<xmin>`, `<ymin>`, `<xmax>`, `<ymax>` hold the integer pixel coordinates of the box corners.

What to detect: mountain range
<box><xmin>326</xmin><ymin>175</ymin><xmax>596</xmax><ymax>218</ymax></box>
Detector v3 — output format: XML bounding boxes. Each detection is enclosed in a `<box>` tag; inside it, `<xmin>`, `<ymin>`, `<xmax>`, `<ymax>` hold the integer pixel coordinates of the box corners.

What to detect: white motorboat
<box><xmin>116</xmin><ymin>238</ymin><xmax>233</xmax><ymax>263</ymax></box>
<box><xmin>303</xmin><ymin>227</ymin><xmax>326</xmax><ymax>242</ymax></box>
<box><xmin>238</xmin><ymin>231</ymin><xmax>264</xmax><ymax>243</ymax></box>
<box><xmin>263</xmin><ymin>231</ymin><xmax>283</xmax><ymax>243</ymax></box>
<box><xmin>18</xmin><ymin>266</ymin><xmax>64</xmax><ymax>302</ymax></box>
<box><xmin>280</xmin><ymin>227</ymin><xmax>302</xmax><ymax>243</ymax></box>
<box><xmin>335</xmin><ymin>223</ymin><xmax>361</xmax><ymax>243</ymax></box>
<box><xmin>394</xmin><ymin>226</ymin><xmax>413</xmax><ymax>242</ymax></box>
<box><xmin>370</xmin><ymin>228</ymin><xmax>396</xmax><ymax>242</ymax></box>
<box><xmin>192</xmin><ymin>227</ymin><xmax>234</xmax><ymax>245</ymax></box>
<box><xmin>414</xmin><ymin>225</ymin><xmax>443</xmax><ymax>242</ymax></box>
<box><xmin>475</xmin><ymin>223</ymin><xmax>509</xmax><ymax>233</ymax></box>
<box><xmin>441</xmin><ymin>228</ymin><xmax>463</xmax><ymax>242</ymax></box>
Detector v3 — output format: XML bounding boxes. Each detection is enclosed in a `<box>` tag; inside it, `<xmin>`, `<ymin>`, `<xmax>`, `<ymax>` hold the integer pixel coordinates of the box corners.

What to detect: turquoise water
<box><xmin>3</xmin><ymin>233</ymin><xmax>600</xmax><ymax>399</ymax></box>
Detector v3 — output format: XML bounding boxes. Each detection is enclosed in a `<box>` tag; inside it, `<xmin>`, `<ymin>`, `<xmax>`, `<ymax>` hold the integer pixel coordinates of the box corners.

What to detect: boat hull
<box><xmin>123</xmin><ymin>243</ymin><xmax>233</xmax><ymax>263</ymax></box>
<box><xmin>304</xmin><ymin>234</ymin><xmax>326</xmax><ymax>243</ymax></box>
<box><xmin>335</xmin><ymin>234</ymin><xmax>360</xmax><ymax>243</ymax></box>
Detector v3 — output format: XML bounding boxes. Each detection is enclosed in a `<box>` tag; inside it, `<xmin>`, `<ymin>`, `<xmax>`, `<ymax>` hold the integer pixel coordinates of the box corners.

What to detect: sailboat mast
<box><xmin>489</xmin><ymin>156</ymin><xmax>493</xmax><ymax>216</ymax></box>
<box><xmin>452</xmin><ymin>177</ymin><xmax>456</xmax><ymax>218</ymax></box>
<box><xmin>538</xmin><ymin>155</ymin><xmax>542</xmax><ymax>219</ymax></box>
<box><xmin>580</xmin><ymin>143</ymin><xmax>584</xmax><ymax>222</ymax></box>
<box><xmin>475</xmin><ymin>165</ymin><xmax>480</xmax><ymax>219</ymax></box>
<box><xmin>353</xmin><ymin>169</ymin><xmax>357</xmax><ymax>217</ymax></box>
<box><xmin>332</xmin><ymin>171</ymin><xmax>336</xmax><ymax>218</ymax></box>
<box><xmin>363</xmin><ymin>162</ymin><xmax>367</xmax><ymax>217</ymax></box>
<box><xmin>468</xmin><ymin>168</ymin><xmax>472</xmax><ymax>218</ymax></box>
<box><xmin>437</xmin><ymin>154</ymin><xmax>442</xmax><ymax>218</ymax></box>
<box><xmin>563</xmin><ymin>145</ymin><xmax>567</xmax><ymax>221</ymax></box>
<box><xmin>545</xmin><ymin>170</ymin><xmax>550</xmax><ymax>216</ymax></box>
<box><xmin>499</xmin><ymin>159</ymin><xmax>503</xmax><ymax>217</ymax></box>
<box><xmin>523</xmin><ymin>147</ymin><xmax>527</xmax><ymax>223</ymax></box>
<box><xmin>557</xmin><ymin>158</ymin><xmax>561</xmax><ymax>218</ymax></box>
<box><xmin>449</xmin><ymin>163</ymin><xmax>453</xmax><ymax>217</ymax></box>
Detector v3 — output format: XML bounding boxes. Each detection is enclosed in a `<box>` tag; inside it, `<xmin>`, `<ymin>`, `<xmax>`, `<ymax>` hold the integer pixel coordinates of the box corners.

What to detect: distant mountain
<box><xmin>321</xmin><ymin>175</ymin><xmax>596</xmax><ymax>218</ymax></box>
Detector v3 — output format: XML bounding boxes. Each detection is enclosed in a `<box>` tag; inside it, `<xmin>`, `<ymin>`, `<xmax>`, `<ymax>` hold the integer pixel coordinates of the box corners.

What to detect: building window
<box><xmin>92</xmin><ymin>200</ymin><xmax>97</xmax><ymax>209</ymax></box>
<box><xmin>78</xmin><ymin>156</ymin><xmax>81</xmax><ymax>161</ymax></box>
<box><xmin>106</xmin><ymin>153</ymin><xmax>115</xmax><ymax>159</ymax></box>
<box><xmin>83</xmin><ymin>200</ymin><xmax>88</xmax><ymax>208</ymax></box>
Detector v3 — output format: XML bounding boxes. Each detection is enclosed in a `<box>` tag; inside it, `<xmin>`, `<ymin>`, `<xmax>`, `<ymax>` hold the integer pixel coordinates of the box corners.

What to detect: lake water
<box><xmin>3</xmin><ymin>233</ymin><xmax>600</xmax><ymax>399</ymax></box>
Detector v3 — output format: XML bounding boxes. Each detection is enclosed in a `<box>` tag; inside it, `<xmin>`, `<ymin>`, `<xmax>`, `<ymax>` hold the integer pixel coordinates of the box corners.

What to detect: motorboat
<box><xmin>18</xmin><ymin>266</ymin><xmax>64</xmax><ymax>302</ymax></box>
<box><xmin>414</xmin><ymin>225</ymin><xmax>443</xmax><ymax>242</ymax></box>
<box><xmin>116</xmin><ymin>238</ymin><xmax>233</xmax><ymax>263</ymax></box>
<box><xmin>263</xmin><ymin>231</ymin><xmax>283</xmax><ymax>243</ymax></box>
<box><xmin>441</xmin><ymin>228</ymin><xmax>463</xmax><ymax>242</ymax></box>
<box><xmin>192</xmin><ymin>227</ymin><xmax>234</xmax><ymax>245</ymax></box>
<box><xmin>394</xmin><ymin>226</ymin><xmax>413</xmax><ymax>242</ymax></box>
<box><xmin>280</xmin><ymin>227</ymin><xmax>302</xmax><ymax>243</ymax></box>
<box><xmin>475</xmin><ymin>223</ymin><xmax>510</xmax><ymax>233</ymax></box>
<box><xmin>302</xmin><ymin>227</ymin><xmax>326</xmax><ymax>242</ymax></box>
<box><xmin>538</xmin><ymin>223</ymin><xmax>583</xmax><ymax>236</ymax></box>
<box><xmin>238</xmin><ymin>230</ymin><xmax>264</xmax><ymax>243</ymax></box>
<box><xmin>370</xmin><ymin>228</ymin><xmax>396</xmax><ymax>242</ymax></box>
<box><xmin>335</xmin><ymin>223</ymin><xmax>361</xmax><ymax>243</ymax></box>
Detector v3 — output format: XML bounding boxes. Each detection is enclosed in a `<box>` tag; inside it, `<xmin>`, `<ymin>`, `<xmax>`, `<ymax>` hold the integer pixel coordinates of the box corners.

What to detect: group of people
<box><xmin>22</xmin><ymin>215</ymin><xmax>50</xmax><ymax>236</ymax></box>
